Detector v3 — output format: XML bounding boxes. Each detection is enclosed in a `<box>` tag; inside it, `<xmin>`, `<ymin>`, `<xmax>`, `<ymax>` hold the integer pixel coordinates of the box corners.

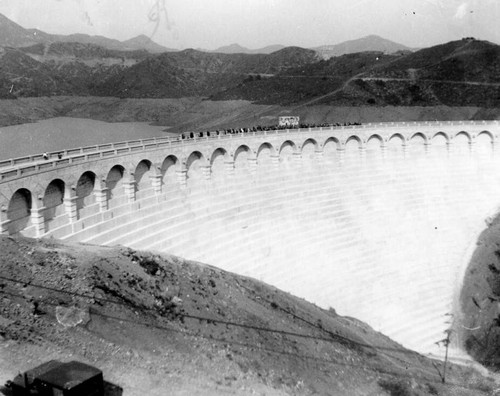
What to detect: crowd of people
<box><xmin>180</xmin><ymin>121</ymin><xmax>362</xmax><ymax>139</ymax></box>
<box><xmin>38</xmin><ymin>121</ymin><xmax>362</xmax><ymax>159</ymax></box>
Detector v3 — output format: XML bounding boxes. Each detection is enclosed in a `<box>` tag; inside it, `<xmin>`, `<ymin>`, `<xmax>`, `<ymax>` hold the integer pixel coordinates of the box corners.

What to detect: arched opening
<box><xmin>161</xmin><ymin>155</ymin><xmax>179</xmax><ymax>189</ymax></box>
<box><xmin>134</xmin><ymin>160</ymin><xmax>153</xmax><ymax>197</ymax></box>
<box><xmin>7</xmin><ymin>188</ymin><xmax>32</xmax><ymax>235</ymax></box>
<box><xmin>186</xmin><ymin>151</ymin><xmax>204</xmax><ymax>185</ymax></box>
<box><xmin>366</xmin><ymin>135</ymin><xmax>383</xmax><ymax>160</ymax></box>
<box><xmin>432</xmin><ymin>132</ymin><xmax>448</xmax><ymax>146</ymax></box>
<box><xmin>386</xmin><ymin>134</ymin><xmax>405</xmax><ymax>161</ymax></box>
<box><xmin>453</xmin><ymin>132</ymin><xmax>470</xmax><ymax>157</ymax></box>
<box><xmin>43</xmin><ymin>179</ymin><xmax>65</xmax><ymax>230</ymax></box>
<box><xmin>344</xmin><ymin>136</ymin><xmax>362</xmax><ymax>163</ymax></box>
<box><xmin>323</xmin><ymin>137</ymin><xmax>340</xmax><ymax>162</ymax></box>
<box><xmin>76</xmin><ymin>171</ymin><xmax>96</xmax><ymax>211</ymax></box>
<box><xmin>408</xmin><ymin>133</ymin><xmax>426</xmax><ymax>156</ymax></box>
<box><xmin>257</xmin><ymin>143</ymin><xmax>273</xmax><ymax>167</ymax></box>
<box><xmin>301</xmin><ymin>139</ymin><xmax>317</xmax><ymax>162</ymax></box>
<box><xmin>210</xmin><ymin>148</ymin><xmax>227</xmax><ymax>181</ymax></box>
<box><xmin>279</xmin><ymin>141</ymin><xmax>295</xmax><ymax>167</ymax></box>
<box><xmin>234</xmin><ymin>145</ymin><xmax>251</xmax><ymax>176</ymax></box>
<box><xmin>430</xmin><ymin>132</ymin><xmax>448</xmax><ymax>158</ymax></box>
<box><xmin>477</xmin><ymin>131</ymin><xmax>494</xmax><ymax>157</ymax></box>
<box><xmin>106</xmin><ymin>165</ymin><xmax>125</xmax><ymax>206</ymax></box>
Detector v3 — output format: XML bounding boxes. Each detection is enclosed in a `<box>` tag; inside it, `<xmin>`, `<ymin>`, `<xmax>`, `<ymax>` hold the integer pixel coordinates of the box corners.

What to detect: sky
<box><xmin>0</xmin><ymin>0</ymin><xmax>499</xmax><ymax>50</ymax></box>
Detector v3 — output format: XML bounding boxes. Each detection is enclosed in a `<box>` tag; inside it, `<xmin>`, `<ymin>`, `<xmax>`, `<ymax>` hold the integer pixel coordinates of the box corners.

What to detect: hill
<box><xmin>0</xmin><ymin>13</ymin><xmax>40</xmax><ymax>48</ymax></box>
<box><xmin>212</xmin><ymin>39</ymin><xmax>500</xmax><ymax>107</ymax></box>
<box><xmin>1</xmin><ymin>9</ymin><xmax>500</xmax><ymax>109</ymax></box>
<box><xmin>93</xmin><ymin>47</ymin><xmax>320</xmax><ymax>98</ymax></box>
<box><xmin>210</xmin><ymin>43</ymin><xmax>286</xmax><ymax>54</ymax></box>
<box><xmin>0</xmin><ymin>235</ymin><xmax>494</xmax><ymax>395</ymax></box>
<box><xmin>313</xmin><ymin>35</ymin><xmax>413</xmax><ymax>59</ymax></box>
<box><xmin>18</xmin><ymin>42</ymin><xmax>150</xmax><ymax>69</ymax></box>
<box><xmin>0</xmin><ymin>12</ymin><xmax>171</xmax><ymax>53</ymax></box>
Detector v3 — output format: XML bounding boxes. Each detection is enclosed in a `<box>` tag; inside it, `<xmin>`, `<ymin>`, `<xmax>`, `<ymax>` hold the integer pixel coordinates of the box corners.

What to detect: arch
<box><xmin>476</xmin><ymin>131</ymin><xmax>494</xmax><ymax>155</ymax></box>
<box><xmin>234</xmin><ymin>145</ymin><xmax>251</xmax><ymax>174</ymax></box>
<box><xmin>256</xmin><ymin>143</ymin><xmax>274</xmax><ymax>166</ymax></box>
<box><xmin>43</xmin><ymin>179</ymin><xmax>65</xmax><ymax>227</ymax></box>
<box><xmin>454</xmin><ymin>131</ymin><xmax>472</xmax><ymax>142</ymax></box>
<box><xmin>386</xmin><ymin>133</ymin><xmax>405</xmax><ymax>157</ymax></box>
<box><xmin>366</xmin><ymin>134</ymin><xmax>384</xmax><ymax>150</ymax></box>
<box><xmin>301</xmin><ymin>138</ymin><xmax>317</xmax><ymax>161</ymax></box>
<box><xmin>257</xmin><ymin>142</ymin><xmax>275</xmax><ymax>157</ymax></box>
<box><xmin>186</xmin><ymin>151</ymin><xmax>205</xmax><ymax>182</ymax></box>
<box><xmin>134</xmin><ymin>159</ymin><xmax>153</xmax><ymax>192</ymax></box>
<box><xmin>75</xmin><ymin>171</ymin><xmax>96</xmax><ymax>210</ymax></box>
<box><xmin>323</xmin><ymin>137</ymin><xmax>341</xmax><ymax>161</ymax></box>
<box><xmin>302</xmin><ymin>138</ymin><xmax>318</xmax><ymax>150</ymax></box>
<box><xmin>345</xmin><ymin>135</ymin><xmax>362</xmax><ymax>148</ymax></box>
<box><xmin>323</xmin><ymin>136</ymin><xmax>341</xmax><ymax>150</ymax></box>
<box><xmin>210</xmin><ymin>147</ymin><xmax>228</xmax><ymax>165</ymax></box>
<box><xmin>161</xmin><ymin>155</ymin><xmax>179</xmax><ymax>187</ymax></box>
<box><xmin>279</xmin><ymin>140</ymin><xmax>296</xmax><ymax>154</ymax></box>
<box><xmin>365</xmin><ymin>134</ymin><xmax>384</xmax><ymax>159</ymax></box>
<box><xmin>210</xmin><ymin>148</ymin><xmax>228</xmax><ymax>180</ymax></box>
<box><xmin>408</xmin><ymin>132</ymin><xmax>426</xmax><ymax>155</ymax></box>
<box><xmin>477</xmin><ymin>130</ymin><xmax>494</xmax><ymax>142</ymax></box>
<box><xmin>452</xmin><ymin>131</ymin><xmax>471</xmax><ymax>155</ymax></box>
<box><xmin>7</xmin><ymin>188</ymin><xmax>32</xmax><ymax>235</ymax></box>
<box><xmin>431</xmin><ymin>131</ymin><xmax>450</xmax><ymax>143</ymax></box>
<box><xmin>388</xmin><ymin>133</ymin><xmax>406</xmax><ymax>145</ymax></box>
<box><xmin>409</xmin><ymin>132</ymin><xmax>428</xmax><ymax>143</ymax></box>
<box><xmin>279</xmin><ymin>140</ymin><xmax>295</xmax><ymax>165</ymax></box>
<box><xmin>430</xmin><ymin>132</ymin><xmax>448</xmax><ymax>151</ymax></box>
<box><xmin>106</xmin><ymin>165</ymin><xmax>125</xmax><ymax>201</ymax></box>
<box><xmin>367</xmin><ymin>134</ymin><xmax>384</xmax><ymax>145</ymax></box>
<box><xmin>344</xmin><ymin>136</ymin><xmax>362</xmax><ymax>161</ymax></box>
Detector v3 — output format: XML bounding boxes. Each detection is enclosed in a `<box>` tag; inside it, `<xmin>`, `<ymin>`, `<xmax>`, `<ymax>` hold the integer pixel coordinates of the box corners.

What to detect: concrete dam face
<box><xmin>2</xmin><ymin>121</ymin><xmax>500</xmax><ymax>356</ymax></box>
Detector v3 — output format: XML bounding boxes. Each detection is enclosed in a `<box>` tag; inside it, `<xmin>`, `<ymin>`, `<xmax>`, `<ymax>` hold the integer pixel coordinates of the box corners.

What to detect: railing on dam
<box><xmin>1</xmin><ymin>120</ymin><xmax>498</xmax><ymax>182</ymax></box>
<box><xmin>1</xmin><ymin>118</ymin><xmax>499</xmax><ymax>240</ymax></box>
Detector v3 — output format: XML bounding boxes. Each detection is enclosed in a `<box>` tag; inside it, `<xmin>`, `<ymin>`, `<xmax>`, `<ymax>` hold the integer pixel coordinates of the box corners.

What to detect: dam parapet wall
<box><xmin>1</xmin><ymin>120</ymin><xmax>500</xmax><ymax>356</ymax></box>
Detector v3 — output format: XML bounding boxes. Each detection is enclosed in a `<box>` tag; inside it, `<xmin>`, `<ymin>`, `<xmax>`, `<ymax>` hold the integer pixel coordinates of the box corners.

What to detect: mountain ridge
<box><xmin>313</xmin><ymin>34</ymin><xmax>413</xmax><ymax>59</ymax></box>
<box><xmin>0</xmin><ymin>12</ymin><xmax>172</xmax><ymax>53</ymax></box>
<box><xmin>209</xmin><ymin>43</ymin><xmax>286</xmax><ymax>54</ymax></box>
<box><xmin>1</xmin><ymin>13</ymin><xmax>500</xmax><ymax>108</ymax></box>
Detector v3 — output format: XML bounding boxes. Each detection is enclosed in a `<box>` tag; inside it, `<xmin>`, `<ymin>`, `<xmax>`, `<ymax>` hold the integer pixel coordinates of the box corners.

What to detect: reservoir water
<box><xmin>0</xmin><ymin>117</ymin><xmax>174</xmax><ymax>160</ymax></box>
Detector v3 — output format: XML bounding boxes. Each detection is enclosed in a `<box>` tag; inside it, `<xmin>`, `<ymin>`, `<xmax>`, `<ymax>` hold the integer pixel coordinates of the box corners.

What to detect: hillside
<box><xmin>19</xmin><ymin>42</ymin><xmax>150</xmax><ymax>64</ymax></box>
<box><xmin>364</xmin><ymin>38</ymin><xmax>500</xmax><ymax>82</ymax></box>
<box><xmin>458</xmin><ymin>212</ymin><xmax>500</xmax><ymax>371</ymax></box>
<box><xmin>213</xmin><ymin>39</ymin><xmax>500</xmax><ymax>107</ymax></box>
<box><xmin>1</xmin><ymin>11</ymin><xmax>500</xmax><ymax>108</ymax></box>
<box><xmin>209</xmin><ymin>51</ymin><xmax>399</xmax><ymax>104</ymax></box>
<box><xmin>0</xmin><ymin>13</ymin><xmax>39</xmax><ymax>48</ymax></box>
<box><xmin>0</xmin><ymin>12</ymin><xmax>171</xmax><ymax>53</ymax></box>
<box><xmin>210</xmin><ymin>43</ymin><xmax>286</xmax><ymax>54</ymax></box>
<box><xmin>0</xmin><ymin>235</ymin><xmax>495</xmax><ymax>395</ymax></box>
<box><xmin>78</xmin><ymin>47</ymin><xmax>321</xmax><ymax>98</ymax></box>
<box><xmin>313</xmin><ymin>35</ymin><xmax>412</xmax><ymax>59</ymax></box>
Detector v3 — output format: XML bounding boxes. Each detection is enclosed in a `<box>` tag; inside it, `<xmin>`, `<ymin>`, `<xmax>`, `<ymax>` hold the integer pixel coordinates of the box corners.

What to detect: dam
<box><xmin>1</xmin><ymin>120</ymin><xmax>500</xmax><ymax>357</ymax></box>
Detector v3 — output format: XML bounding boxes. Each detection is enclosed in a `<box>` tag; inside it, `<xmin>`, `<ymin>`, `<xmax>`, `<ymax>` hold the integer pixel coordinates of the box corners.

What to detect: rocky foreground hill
<box><xmin>0</xmin><ymin>235</ymin><xmax>496</xmax><ymax>395</ymax></box>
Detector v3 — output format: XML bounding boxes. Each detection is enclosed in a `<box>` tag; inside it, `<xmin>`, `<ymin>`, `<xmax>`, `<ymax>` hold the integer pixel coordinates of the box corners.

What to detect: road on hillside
<box><xmin>293</xmin><ymin>75</ymin><xmax>500</xmax><ymax>108</ymax></box>
<box><xmin>359</xmin><ymin>77</ymin><xmax>500</xmax><ymax>86</ymax></box>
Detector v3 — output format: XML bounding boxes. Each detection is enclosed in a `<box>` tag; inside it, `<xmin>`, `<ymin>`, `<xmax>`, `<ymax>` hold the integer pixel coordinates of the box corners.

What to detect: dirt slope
<box><xmin>459</xmin><ymin>213</ymin><xmax>500</xmax><ymax>371</ymax></box>
<box><xmin>0</xmin><ymin>235</ymin><xmax>495</xmax><ymax>395</ymax></box>
<box><xmin>0</xmin><ymin>96</ymin><xmax>495</xmax><ymax>130</ymax></box>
